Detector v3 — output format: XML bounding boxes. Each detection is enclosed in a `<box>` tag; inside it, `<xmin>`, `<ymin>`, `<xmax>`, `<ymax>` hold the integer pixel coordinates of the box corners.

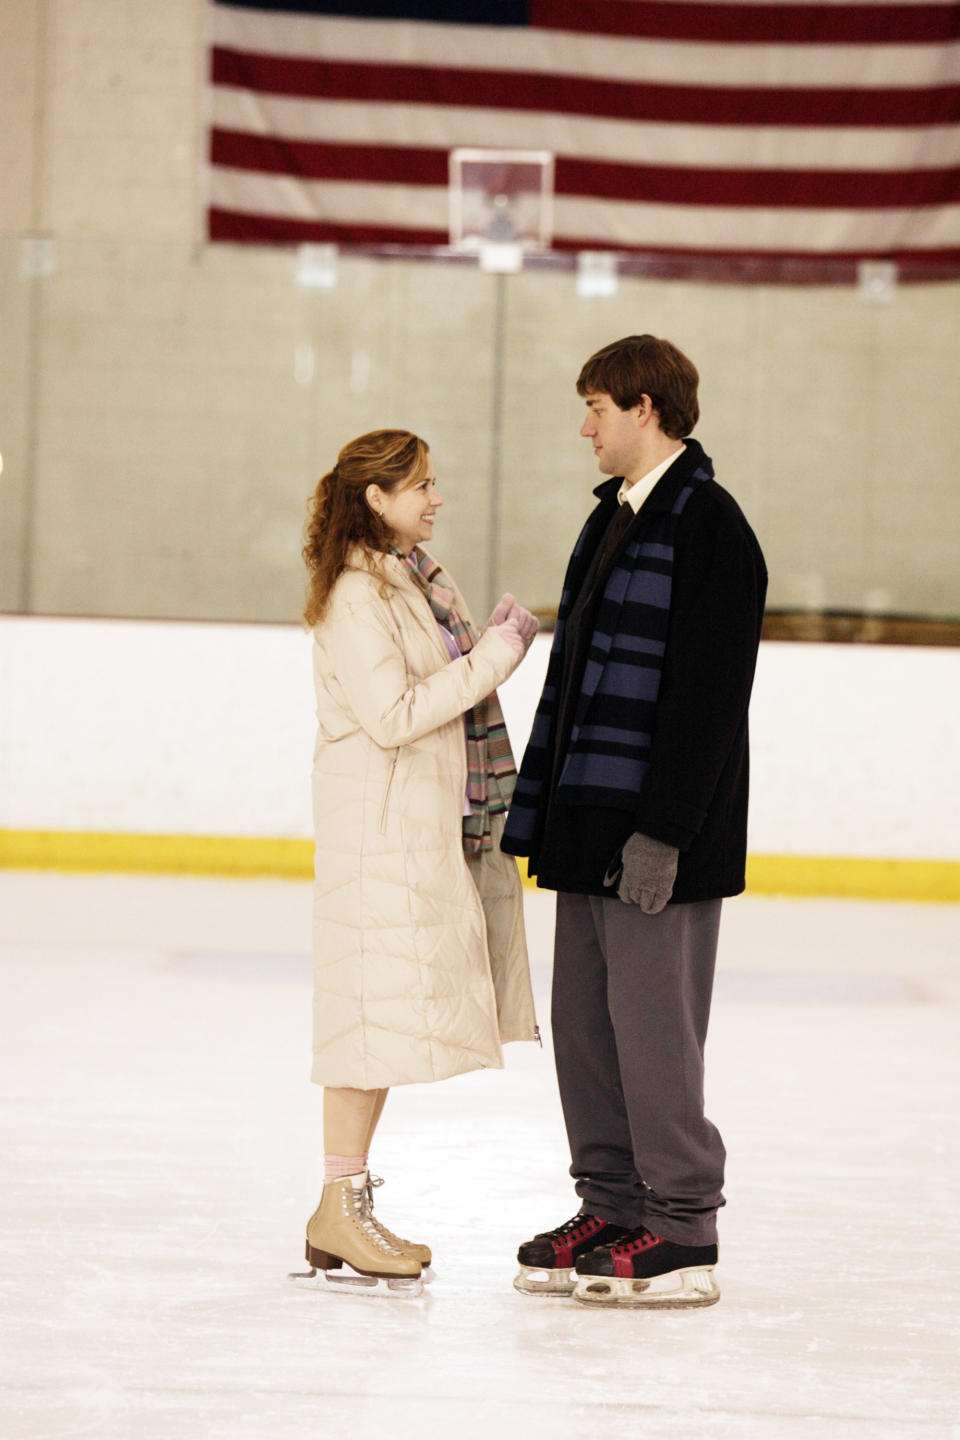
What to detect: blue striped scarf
<box><xmin>503</xmin><ymin>453</ymin><xmax>710</xmax><ymax>849</ymax></box>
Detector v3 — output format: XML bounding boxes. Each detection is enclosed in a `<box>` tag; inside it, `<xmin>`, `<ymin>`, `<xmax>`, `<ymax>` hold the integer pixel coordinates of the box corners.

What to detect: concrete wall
<box><xmin>1</xmin><ymin>0</ymin><xmax>959</xmax><ymax>627</ymax></box>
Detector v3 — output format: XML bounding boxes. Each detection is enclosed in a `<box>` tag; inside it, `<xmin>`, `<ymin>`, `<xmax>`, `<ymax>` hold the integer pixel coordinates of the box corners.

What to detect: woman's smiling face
<box><xmin>371</xmin><ymin>456</ymin><xmax>443</xmax><ymax>555</ymax></box>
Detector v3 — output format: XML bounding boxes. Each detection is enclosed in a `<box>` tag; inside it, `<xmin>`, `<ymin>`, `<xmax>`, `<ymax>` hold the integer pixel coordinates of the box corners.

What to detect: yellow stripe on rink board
<box><xmin>0</xmin><ymin>830</ymin><xmax>958</xmax><ymax>902</ymax></box>
<box><xmin>0</xmin><ymin>829</ymin><xmax>314</xmax><ymax>879</ymax></box>
<box><xmin>519</xmin><ymin>855</ymin><xmax>960</xmax><ymax>902</ymax></box>
<box><xmin>744</xmin><ymin>854</ymin><xmax>960</xmax><ymax>903</ymax></box>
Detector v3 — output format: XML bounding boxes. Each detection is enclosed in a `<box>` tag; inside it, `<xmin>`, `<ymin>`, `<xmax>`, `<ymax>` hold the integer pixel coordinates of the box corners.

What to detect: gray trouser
<box><xmin>551</xmin><ymin>891</ymin><xmax>725</xmax><ymax>1246</ymax></box>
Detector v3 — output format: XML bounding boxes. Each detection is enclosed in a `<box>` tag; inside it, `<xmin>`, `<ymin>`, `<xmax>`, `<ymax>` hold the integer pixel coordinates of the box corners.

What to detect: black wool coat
<box><xmin>510</xmin><ymin>444</ymin><xmax>768</xmax><ymax>902</ymax></box>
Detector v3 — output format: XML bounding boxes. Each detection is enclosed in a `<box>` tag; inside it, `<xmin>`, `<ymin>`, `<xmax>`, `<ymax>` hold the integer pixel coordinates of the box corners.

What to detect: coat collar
<box><xmin>345</xmin><ymin>544</ymin><xmax>411</xmax><ymax>590</ymax></box>
<box><xmin>346</xmin><ymin>544</ymin><xmax>442</xmax><ymax>585</ymax></box>
<box><xmin>343</xmin><ymin>545</ymin><xmax>456</xmax><ymax>659</ymax></box>
<box><xmin>592</xmin><ymin>437</ymin><xmax>713</xmax><ymax>516</ymax></box>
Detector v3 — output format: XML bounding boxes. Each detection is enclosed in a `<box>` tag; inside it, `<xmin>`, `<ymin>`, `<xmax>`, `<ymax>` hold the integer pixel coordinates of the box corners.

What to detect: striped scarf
<box><xmin>397</xmin><ymin>547</ymin><xmax>517</xmax><ymax>853</ymax></box>
<box><xmin>503</xmin><ymin>443</ymin><xmax>712</xmax><ymax>853</ymax></box>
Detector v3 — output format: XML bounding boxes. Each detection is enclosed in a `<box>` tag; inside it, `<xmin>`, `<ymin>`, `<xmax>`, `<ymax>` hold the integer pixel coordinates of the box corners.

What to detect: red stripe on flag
<box><xmin>207</xmin><ymin>205</ymin><xmax>448</xmax><ymax>247</ymax></box>
<box><xmin>207</xmin><ymin>206</ymin><xmax>960</xmax><ymax>278</ymax></box>
<box><xmin>530</xmin><ymin>1</ymin><xmax>960</xmax><ymax>44</ymax></box>
<box><xmin>210</xmin><ymin>128</ymin><xmax>449</xmax><ymax>186</ymax></box>
<box><xmin>211</xmin><ymin>129</ymin><xmax>960</xmax><ymax>211</ymax></box>
<box><xmin>558</xmin><ymin>155</ymin><xmax>960</xmax><ymax>209</ymax></box>
<box><xmin>211</xmin><ymin>46</ymin><xmax>960</xmax><ymax>128</ymax></box>
<box><xmin>548</xmin><ymin>234</ymin><xmax>960</xmax><ymax>265</ymax></box>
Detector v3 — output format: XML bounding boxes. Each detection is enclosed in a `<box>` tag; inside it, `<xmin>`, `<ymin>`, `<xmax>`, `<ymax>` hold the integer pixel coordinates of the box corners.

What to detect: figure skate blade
<box><xmin>288</xmin><ymin>1267</ymin><xmax>424</xmax><ymax>1299</ymax></box>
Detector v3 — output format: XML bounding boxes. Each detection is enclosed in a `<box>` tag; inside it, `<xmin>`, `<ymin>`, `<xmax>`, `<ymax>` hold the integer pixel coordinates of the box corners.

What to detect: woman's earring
<box><xmin>366</xmin><ymin>484</ymin><xmax>384</xmax><ymax>518</ymax></box>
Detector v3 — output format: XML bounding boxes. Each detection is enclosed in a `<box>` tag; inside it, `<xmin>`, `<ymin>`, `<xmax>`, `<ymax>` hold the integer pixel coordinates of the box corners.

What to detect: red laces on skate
<box><xmin>550</xmin><ymin>1215</ymin><xmax>609</xmax><ymax>1266</ymax></box>
<box><xmin>555</xmin><ymin>1215</ymin><xmax>607</xmax><ymax>1242</ymax></box>
<box><xmin>612</xmin><ymin>1229</ymin><xmax>664</xmax><ymax>1257</ymax></box>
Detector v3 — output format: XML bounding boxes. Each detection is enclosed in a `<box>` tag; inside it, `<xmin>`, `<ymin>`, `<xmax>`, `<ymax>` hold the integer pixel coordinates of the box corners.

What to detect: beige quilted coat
<box><xmin>309</xmin><ymin>549</ymin><xmax>538</xmax><ymax>1088</ymax></box>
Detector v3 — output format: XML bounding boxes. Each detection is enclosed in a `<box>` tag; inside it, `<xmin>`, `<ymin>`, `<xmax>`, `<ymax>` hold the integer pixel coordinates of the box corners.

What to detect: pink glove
<box><xmin>494</xmin><ymin>619</ymin><xmax>525</xmax><ymax>656</ymax></box>
<box><xmin>507</xmin><ymin>602</ymin><xmax>538</xmax><ymax>646</ymax></box>
<box><xmin>490</xmin><ymin>593</ymin><xmax>539</xmax><ymax>648</ymax></box>
<box><xmin>490</xmin><ymin>593</ymin><xmax>516</xmax><ymax>626</ymax></box>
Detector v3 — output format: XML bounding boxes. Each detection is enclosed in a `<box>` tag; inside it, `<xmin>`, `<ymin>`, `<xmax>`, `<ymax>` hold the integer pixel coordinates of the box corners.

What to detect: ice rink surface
<box><xmin>1</xmin><ymin>872</ymin><xmax>958</xmax><ymax>1440</ymax></box>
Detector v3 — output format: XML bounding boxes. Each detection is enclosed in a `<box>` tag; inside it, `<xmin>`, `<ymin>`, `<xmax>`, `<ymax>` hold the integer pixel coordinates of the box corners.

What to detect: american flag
<box><xmin>206</xmin><ymin>0</ymin><xmax>960</xmax><ymax>279</ymax></box>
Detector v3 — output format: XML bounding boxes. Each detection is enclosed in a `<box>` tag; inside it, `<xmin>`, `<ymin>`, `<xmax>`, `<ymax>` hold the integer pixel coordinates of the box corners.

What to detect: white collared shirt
<box><xmin>617</xmin><ymin>444</ymin><xmax>686</xmax><ymax>513</ymax></box>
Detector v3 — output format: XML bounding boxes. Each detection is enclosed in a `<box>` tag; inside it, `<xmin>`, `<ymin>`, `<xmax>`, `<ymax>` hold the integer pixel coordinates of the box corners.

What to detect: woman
<box><xmin>300</xmin><ymin>428</ymin><xmax>539</xmax><ymax>1294</ymax></box>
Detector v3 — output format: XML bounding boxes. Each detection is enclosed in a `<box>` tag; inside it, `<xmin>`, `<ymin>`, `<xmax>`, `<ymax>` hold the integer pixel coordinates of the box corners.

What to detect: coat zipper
<box><xmin>378</xmin><ymin>749</ymin><xmax>400</xmax><ymax>834</ymax></box>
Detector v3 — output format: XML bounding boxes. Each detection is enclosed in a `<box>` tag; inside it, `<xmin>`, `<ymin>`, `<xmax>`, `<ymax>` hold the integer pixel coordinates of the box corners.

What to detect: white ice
<box><xmin>1</xmin><ymin>873</ymin><xmax>958</xmax><ymax>1440</ymax></box>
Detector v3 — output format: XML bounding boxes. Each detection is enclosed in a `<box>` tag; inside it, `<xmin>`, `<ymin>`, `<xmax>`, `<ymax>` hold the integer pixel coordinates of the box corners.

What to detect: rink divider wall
<box><xmin>0</xmin><ymin>829</ymin><xmax>958</xmax><ymax>903</ymax></box>
<box><xmin>2</xmin><ymin>616</ymin><xmax>959</xmax><ymax>902</ymax></box>
<box><xmin>0</xmin><ymin>828</ymin><xmax>314</xmax><ymax>879</ymax></box>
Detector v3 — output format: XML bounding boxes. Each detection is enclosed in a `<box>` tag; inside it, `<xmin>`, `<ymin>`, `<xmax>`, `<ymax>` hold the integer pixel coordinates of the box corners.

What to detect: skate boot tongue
<box><xmin>362</xmin><ymin>1174</ymin><xmax>433</xmax><ymax>1269</ymax></box>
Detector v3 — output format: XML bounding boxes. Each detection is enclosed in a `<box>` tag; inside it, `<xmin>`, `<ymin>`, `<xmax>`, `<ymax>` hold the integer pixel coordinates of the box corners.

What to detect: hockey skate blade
<box><xmin>513</xmin><ymin>1265</ymin><xmax>576</xmax><ymax>1297</ymax></box>
<box><xmin>573</xmin><ymin>1266</ymin><xmax>719</xmax><ymax>1310</ymax></box>
<box><xmin>288</xmin><ymin>1267</ymin><xmax>424</xmax><ymax>1299</ymax></box>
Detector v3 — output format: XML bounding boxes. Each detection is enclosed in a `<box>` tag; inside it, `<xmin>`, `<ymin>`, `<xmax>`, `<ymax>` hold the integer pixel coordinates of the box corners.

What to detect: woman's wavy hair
<box><xmin>576</xmin><ymin>334</ymin><xmax>699</xmax><ymax>439</ymax></box>
<box><xmin>302</xmin><ymin>428</ymin><xmax>430</xmax><ymax>627</ymax></box>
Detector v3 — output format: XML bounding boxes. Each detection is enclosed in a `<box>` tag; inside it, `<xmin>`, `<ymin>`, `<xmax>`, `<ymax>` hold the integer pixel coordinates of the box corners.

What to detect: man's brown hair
<box><xmin>576</xmin><ymin>334</ymin><xmax>699</xmax><ymax>439</ymax></box>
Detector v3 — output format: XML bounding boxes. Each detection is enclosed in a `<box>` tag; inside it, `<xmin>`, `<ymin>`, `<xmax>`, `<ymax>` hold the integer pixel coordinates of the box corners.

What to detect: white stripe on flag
<box><xmin>210</xmin><ymin>166</ymin><xmax>960</xmax><ymax>252</ymax></box>
<box><xmin>210</xmin><ymin>167</ymin><xmax>450</xmax><ymax>227</ymax></box>
<box><xmin>211</xmin><ymin>87</ymin><xmax>960</xmax><ymax>174</ymax></box>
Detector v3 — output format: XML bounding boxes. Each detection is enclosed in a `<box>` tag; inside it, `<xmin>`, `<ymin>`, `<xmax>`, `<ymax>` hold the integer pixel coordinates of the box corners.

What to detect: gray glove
<box><xmin>605</xmin><ymin>832</ymin><xmax>679</xmax><ymax>914</ymax></box>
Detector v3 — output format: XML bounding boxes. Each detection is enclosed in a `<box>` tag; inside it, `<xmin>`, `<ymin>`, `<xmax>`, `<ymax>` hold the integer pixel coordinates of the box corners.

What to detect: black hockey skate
<box><xmin>513</xmin><ymin>1212</ymin><xmax>632</xmax><ymax>1296</ymax></box>
<box><xmin>573</xmin><ymin>1225</ymin><xmax>720</xmax><ymax>1309</ymax></box>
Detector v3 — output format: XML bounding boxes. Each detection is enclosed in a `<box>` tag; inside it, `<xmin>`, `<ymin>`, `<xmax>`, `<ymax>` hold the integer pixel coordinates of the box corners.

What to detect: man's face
<box><xmin>580</xmin><ymin>391</ymin><xmax>644</xmax><ymax>477</ymax></box>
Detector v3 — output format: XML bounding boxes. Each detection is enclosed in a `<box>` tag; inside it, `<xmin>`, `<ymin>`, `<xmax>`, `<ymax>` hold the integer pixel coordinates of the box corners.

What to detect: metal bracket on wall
<box><xmin>857</xmin><ymin>260</ymin><xmax>897</xmax><ymax>305</ymax></box>
<box><xmin>19</xmin><ymin>234</ymin><xmax>58</xmax><ymax>281</ymax></box>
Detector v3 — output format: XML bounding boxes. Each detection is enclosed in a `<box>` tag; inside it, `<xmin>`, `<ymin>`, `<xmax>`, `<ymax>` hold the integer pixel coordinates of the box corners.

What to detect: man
<box><xmin>502</xmin><ymin>334</ymin><xmax>766</xmax><ymax>1309</ymax></box>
